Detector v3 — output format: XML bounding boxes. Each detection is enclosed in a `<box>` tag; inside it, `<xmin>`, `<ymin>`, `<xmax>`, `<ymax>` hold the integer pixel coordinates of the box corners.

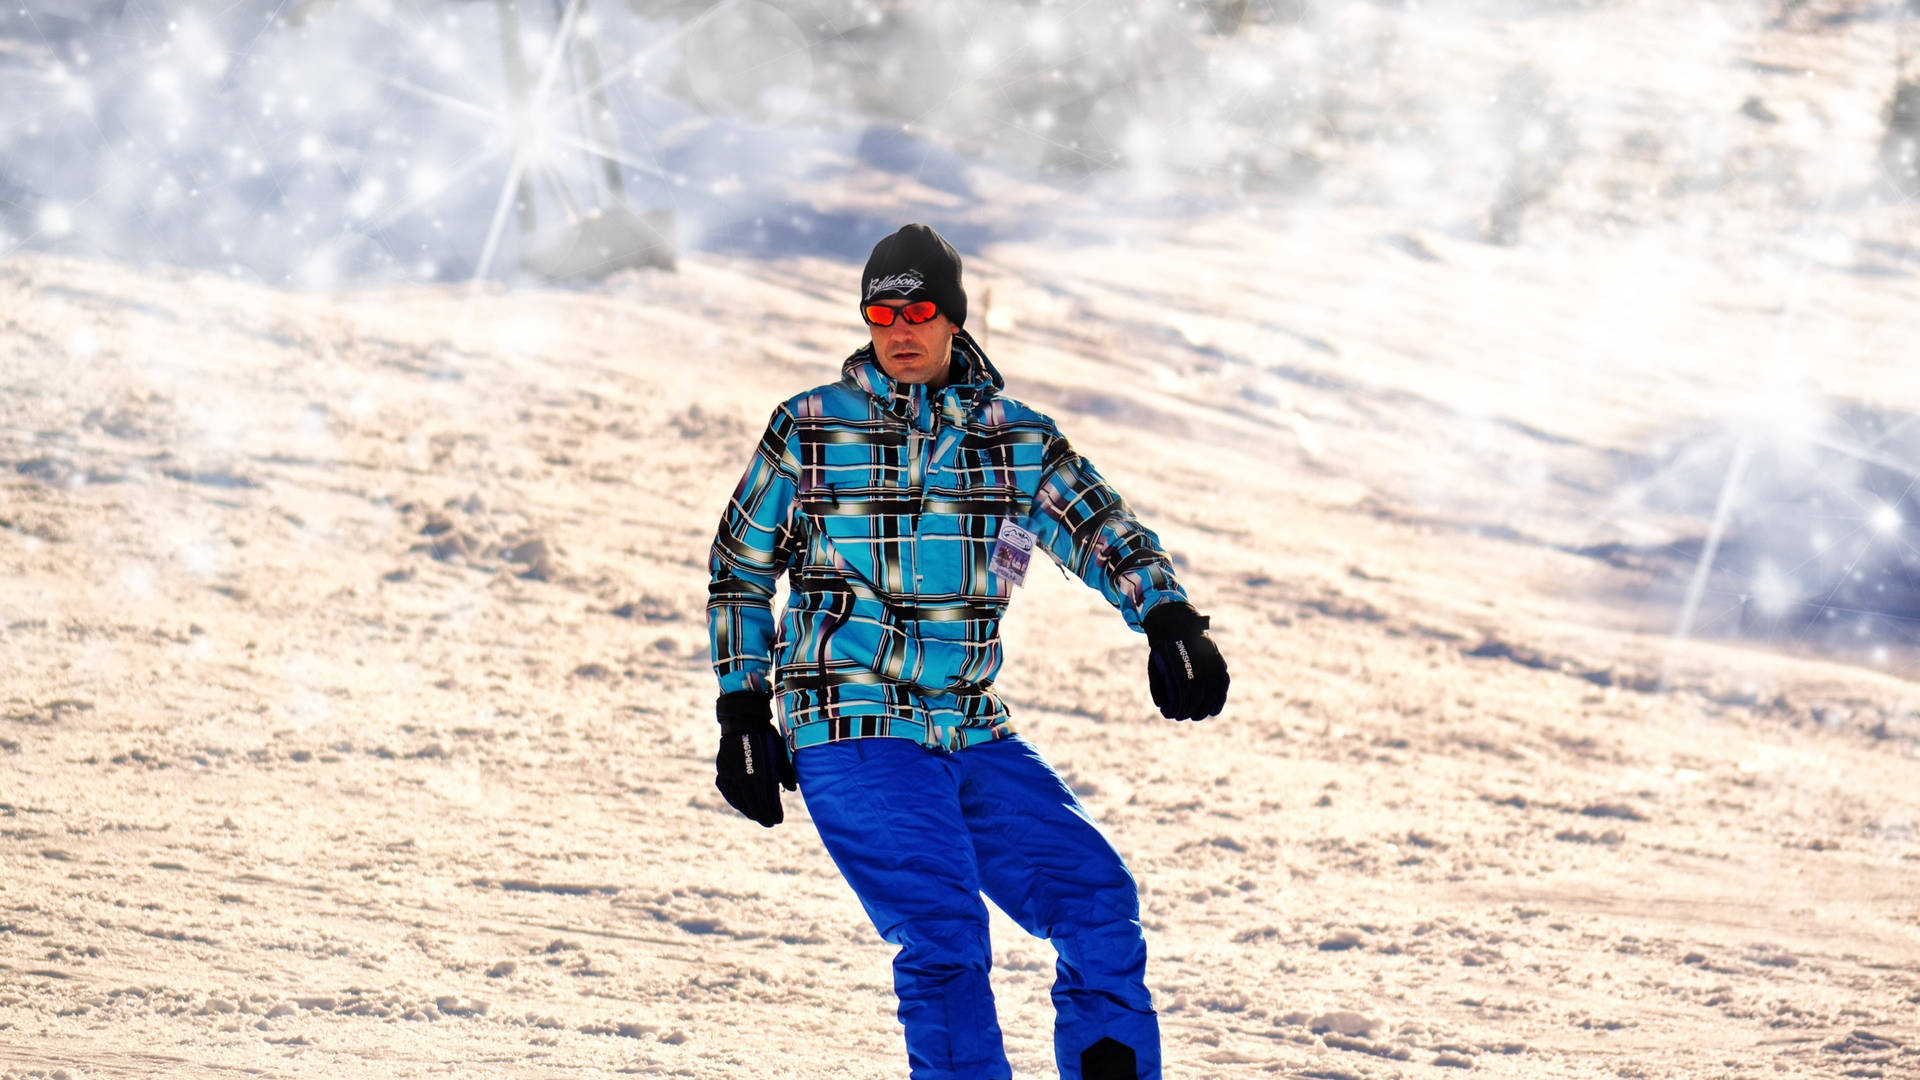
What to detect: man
<box><xmin>705</xmin><ymin>223</ymin><xmax>1229</xmax><ymax>1080</ymax></box>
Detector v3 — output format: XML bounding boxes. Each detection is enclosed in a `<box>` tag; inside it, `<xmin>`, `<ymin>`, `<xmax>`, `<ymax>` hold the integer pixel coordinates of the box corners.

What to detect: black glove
<box><xmin>1143</xmin><ymin>603</ymin><xmax>1229</xmax><ymax>721</ymax></box>
<box><xmin>714</xmin><ymin>690</ymin><xmax>797</xmax><ymax>827</ymax></box>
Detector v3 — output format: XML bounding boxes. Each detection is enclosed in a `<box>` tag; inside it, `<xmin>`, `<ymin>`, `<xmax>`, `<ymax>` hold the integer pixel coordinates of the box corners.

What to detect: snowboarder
<box><xmin>705</xmin><ymin>223</ymin><xmax>1229</xmax><ymax>1080</ymax></box>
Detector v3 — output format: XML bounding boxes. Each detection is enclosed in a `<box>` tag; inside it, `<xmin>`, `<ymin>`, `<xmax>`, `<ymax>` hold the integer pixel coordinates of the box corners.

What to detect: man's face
<box><xmin>867</xmin><ymin>300</ymin><xmax>958</xmax><ymax>387</ymax></box>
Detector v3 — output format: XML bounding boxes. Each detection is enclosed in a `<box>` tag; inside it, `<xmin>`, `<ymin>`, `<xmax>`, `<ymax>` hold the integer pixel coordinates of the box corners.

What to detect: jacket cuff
<box><xmin>1121</xmin><ymin>578</ymin><xmax>1190</xmax><ymax>632</ymax></box>
<box><xmin>716</xmin><ymin>668</ymin><xmax>772</xmax><ymax>694</ymax></box>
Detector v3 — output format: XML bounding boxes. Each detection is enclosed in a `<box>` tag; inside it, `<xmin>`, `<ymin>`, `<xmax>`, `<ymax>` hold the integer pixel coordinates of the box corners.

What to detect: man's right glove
<box><xmin>714</xmin><ymin>689</ymin><xmax>797</xmax><ymax>827</ymax></box>
<box><xmin>1143</xmin><ymin>603</ymin><xmax>1230</xmax><ymax>721</ymax></box>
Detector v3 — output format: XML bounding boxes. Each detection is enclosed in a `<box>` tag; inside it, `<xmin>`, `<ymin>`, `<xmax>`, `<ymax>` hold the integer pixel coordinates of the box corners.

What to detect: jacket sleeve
<box><xmin>1027</xmin><ymin>431</ymin><xmax>1188</xmax><ymax>631</ymax></box>
<box><xmin>707</xmin><ymin>405</ymin><xmax>802</xmax><ymax>694</ymax></box>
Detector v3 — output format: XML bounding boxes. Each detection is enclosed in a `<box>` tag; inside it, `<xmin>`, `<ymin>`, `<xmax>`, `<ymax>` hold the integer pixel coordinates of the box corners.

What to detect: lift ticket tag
<box><xmin>990</xmin><ymin>519</ymin><xmax>1035</xmax><ymax>587</ymax></box>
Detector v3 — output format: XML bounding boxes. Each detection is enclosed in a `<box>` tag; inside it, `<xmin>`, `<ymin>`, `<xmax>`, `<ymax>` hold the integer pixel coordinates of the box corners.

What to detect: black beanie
<box><xmin>860</xmin><ymin>223</ymin><xmax>966</xmax><ymax>327</ymax></box>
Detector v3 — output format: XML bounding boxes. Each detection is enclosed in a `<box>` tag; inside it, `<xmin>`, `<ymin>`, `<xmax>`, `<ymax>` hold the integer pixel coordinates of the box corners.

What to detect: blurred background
<box><xmin>2</xmin><ymin>0</ymin><xmax>1908</xmax><ymax>277</ymax></box>
<box><xmin>5</xmin><ymin>0</ymin><xmax>1919</xmax><ymax>665</ymax></box>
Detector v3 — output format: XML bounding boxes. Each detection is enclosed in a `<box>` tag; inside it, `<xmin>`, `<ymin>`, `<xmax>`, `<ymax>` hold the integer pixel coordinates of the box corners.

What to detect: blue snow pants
<box><xmin>796</xmin><ymin>734</ymin><xmax>1160</xmax><ymax>1080</ymax></box>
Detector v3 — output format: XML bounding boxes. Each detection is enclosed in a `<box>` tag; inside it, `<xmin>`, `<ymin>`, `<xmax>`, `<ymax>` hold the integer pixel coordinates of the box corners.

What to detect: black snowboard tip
<box><xmin>1081</xmin><ymin>1036</ymin><xmax>1138</xmax><ymax>1080</ymax></box>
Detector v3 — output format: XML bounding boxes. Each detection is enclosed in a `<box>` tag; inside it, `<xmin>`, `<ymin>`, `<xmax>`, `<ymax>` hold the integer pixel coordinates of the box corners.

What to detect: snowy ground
<box><xmin>6</xmin><ymin>1</ymin><xmax>1920</xmax><ymax>1079</ymax></box>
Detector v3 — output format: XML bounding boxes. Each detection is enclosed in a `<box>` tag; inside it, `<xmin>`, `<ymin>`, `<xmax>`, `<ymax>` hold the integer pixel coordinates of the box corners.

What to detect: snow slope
<box><xmin>4</xmin><ymin>1</ymin><xmax>1920</xmax><ymax>1078</ymax></box>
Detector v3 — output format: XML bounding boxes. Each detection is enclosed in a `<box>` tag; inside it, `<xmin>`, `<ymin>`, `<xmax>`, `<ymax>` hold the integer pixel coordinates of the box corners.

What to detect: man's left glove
<box><xmin>1144</xmin><ymin>603</ymin><xmax>1230</xmax><ymax>721</ymax></box>
<box><xmin>714</xmin><ymin>689</ymin><xmax>797</xmax><ymax>828</ymax></box>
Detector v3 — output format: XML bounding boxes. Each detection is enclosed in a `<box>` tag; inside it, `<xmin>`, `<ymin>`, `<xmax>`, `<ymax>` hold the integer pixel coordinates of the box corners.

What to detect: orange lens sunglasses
<box><xmin>862</xmin><ymin>300</ymin><xmax>940</xmax><ymax>327</ymax></box>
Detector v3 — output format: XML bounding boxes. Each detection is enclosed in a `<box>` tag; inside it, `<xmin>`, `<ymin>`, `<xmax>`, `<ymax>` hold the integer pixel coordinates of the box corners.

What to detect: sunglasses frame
<box><xmin>862</xmin><ymin>300</ymin><xmax>941</xmax><ymax>327</ymax></box>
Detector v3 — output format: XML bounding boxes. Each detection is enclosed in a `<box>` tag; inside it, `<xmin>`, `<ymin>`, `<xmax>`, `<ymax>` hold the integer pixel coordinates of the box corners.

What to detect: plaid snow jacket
<box><xmin>707</xmin><ymin>329</ymin><xmax>1188</xmax><ymax>752</ymax></box>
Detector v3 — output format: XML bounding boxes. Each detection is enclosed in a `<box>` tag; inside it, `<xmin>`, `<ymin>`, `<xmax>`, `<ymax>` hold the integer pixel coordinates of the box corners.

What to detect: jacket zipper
<box><xmin>905</xmin><ymin>425</ymin><xmax>927</xmax><ymax>691</ymax></box>
<box><xmin>906</xmin><ymin>428</ymin><xmax>927</xmax><ymax>517</ymax></box>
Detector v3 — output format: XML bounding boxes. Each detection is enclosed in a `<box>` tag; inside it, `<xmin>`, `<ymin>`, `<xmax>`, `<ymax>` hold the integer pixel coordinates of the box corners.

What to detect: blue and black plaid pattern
<box><xmin>708</xmin><ymin>330</ymin><xmax>1187</xmax><ymax>751</ymax></box>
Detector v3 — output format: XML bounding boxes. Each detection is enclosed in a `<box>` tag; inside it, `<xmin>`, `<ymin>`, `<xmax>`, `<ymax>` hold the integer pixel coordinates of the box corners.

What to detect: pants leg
<box><xmin>797</xmin><ymin>738</ymin><xmax>1011</xmax><ymax>1080</ymax></box>
<box><xmin>955</xmin><ymin>737</ymin><xmax>1161</xmax><ymax>1080</ymax></box>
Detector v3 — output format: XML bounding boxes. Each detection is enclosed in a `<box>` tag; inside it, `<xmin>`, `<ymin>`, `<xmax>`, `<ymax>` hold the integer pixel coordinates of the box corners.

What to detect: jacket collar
<box><xmin>842</xmin><ymin>328</ymin><xmax>1003</xmax><ymax>428</ymax></box>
